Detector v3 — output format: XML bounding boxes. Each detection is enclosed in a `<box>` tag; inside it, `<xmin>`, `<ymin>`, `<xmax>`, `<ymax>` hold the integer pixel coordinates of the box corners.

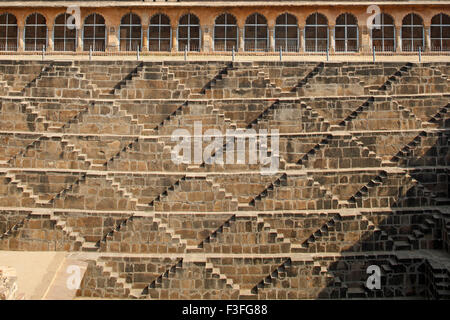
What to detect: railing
<box><xmin>213</xmin><ymin>43</ymin><xmax>239</xmax><ymax>52</ymax></box>
<box><xmin>178</xmin><ymin>43</ymin><xmax>201</xmax><ymax>52</ymax></box>
<box><xmin>83</xmin><ymin>42</ymin><xmax>106</xmax><ymax>52</ymax></box>
<box><xmin>0</xmin><ymin>43</ymin><xmax>18</xmax><ymax>52</ymax></box>
<box><xmin>1</xmin><ymin>44</ymin><xmax>449</xmax><ymax>59</ymax></box>
<box><xmin>53</xmin><ymin>41</ymin><xmax>77</xmax><ymax>52</ymax></box>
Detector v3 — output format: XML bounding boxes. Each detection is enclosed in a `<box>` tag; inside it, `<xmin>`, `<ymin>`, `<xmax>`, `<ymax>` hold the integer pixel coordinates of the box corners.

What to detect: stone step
<box><xmin>81</xmin><ymin>242</ymin><xmax>99</xmax><ymax>252</ymax></box>
<box><xmin>346</xmin><ymin>286</ymin><xmax>367</xmax><ymax>299</ymax></box>
<box><xmin>238</xmin><ymin>289</ymin><xmax>257</xmax><ymax>300</ymax></box>
<box><xmin>393</xmin><ymin>240</ymin><xmax>411</xmax><ymax>250</ymax></box>
<box><xmin>8</xmin><ymin>91</ymin><xmax>22</xmax><ymax>96</ymax></box>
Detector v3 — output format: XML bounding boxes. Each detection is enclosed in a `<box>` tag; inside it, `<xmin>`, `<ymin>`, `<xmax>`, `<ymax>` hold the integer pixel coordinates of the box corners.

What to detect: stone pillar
<box><xmin>424</xmin><ymin>25</ymin><xmax>431</xmax><ymax>51</ymax></box>
<box><xmin>17</xmin><ymin>25</ymin><xmax>24</xmax><ymax>52</ymax></box>
<box><xmin>142</xmin><ymin>25</ymin><xmax>148</xmax><ymax>52</ymax></box>
<box><xmin>396</xmin><ymin>26</ymin><xmax>402</xmax><ymax>52</ymax></box>
<box><xmin>47</xmin><ymin>27</ymin><xmax>53</xmax><ymax>51</ymax></box>
<box><xmin>329</xmin><ymin>25</ymin><xmax>335</xmax><ymax>53</ymax></box>
<box><xmin>238</xmin><ymin>26</ymin><xmax>244</xmax><ymax>52</ymax></box>
<box><xmin>298</xmin><ymin>27</ymin><xmax>303</xmax><ymax>52</ymax></box>
<box><xmin>107</xmin><ymin>25</ymin><xmax>119</xmax><ymax>52</ymax></box>
<box><xmin>269</xmin><ymin>26</ymin><xmax>275</xmax><ymax>52</ymax></box>
<box><xmin>360</xmin><ymin>25</ymin><xmax>371</xmax><ymax>53</ymax></box>
<box><xmin>171</xmin><ymin>25</ymin><xmax>177</xmax><ymax>52</ymax></box>
<box><xmin>76</xmin><ymin>28</ymin><xmax>82</xmax><ymax>52</ymax></box>
<box><xmin>202</xmin><ymin>25</ymin><xmax>213</xmax><ymax>52</ymax></box>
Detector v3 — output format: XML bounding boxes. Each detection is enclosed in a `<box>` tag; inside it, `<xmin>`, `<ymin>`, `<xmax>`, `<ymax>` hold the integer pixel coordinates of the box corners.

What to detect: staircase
<box><xmin>387</xmin><ymin>131</ymin><xmax>428</xmax><ymax>165</ymax></box>
<box><xmin>238</xmin><ymin>173</ymin><xmax>288</xmax><ymax>211</ymax></box>
<box><xmin>370</xmin><ymin>62</ymin><xmax>414</xmax><ymax>94</ymax></box>
<box><xmin>348</xmin><ymin>171</ymin><xmax>387</xmax><ymax>207</ymax></box>
<box><xmin>147</xmin><ymin>175</ymin><xmax>186</xmax><ymax>210</ymax></box>
<box><xmin>291</xmin><ymin>62</ymin><xmax>324</xmax><ymax>92</ymax></box>
<box><xmin>331</xmin><ymin>96</ymin><xmax>375</xmax><ymax>131</ymax></box>
<box><xmin>98</xmin><ymin>214</ymin><xmax>188</xmax><ymax>253</ymax></box>
<box><xmin>252</xmin><ymin>258</ymin><xmax>292</xmax><ymax>296</ymax></box>
<box><xmin>199</xmin><ymin>63</ymin><xmax>234</xmax><ymax>95</ymax></box>
<box><xmin>94</xmin><ymin>260</ymin><xmax>134</xmax><ymax>297</ymax></box>
<box><xmin>423</xmin><ymin>103</ymin><xmax>449</xmax><ymax>128</ymax></box>
<box><xmin>109</xmin><ymin>62</ymin><xmax>144</xmax><ymax>96</ymax></box>
<box><xmin>4</xmin><ymin>171</ymin><xmax>52</xmax><ymax>206</ymax></box>
<box><xmin>293</xmin><ymin>214</ymin><xmax>343</xmax><ymax>252</ymax></box>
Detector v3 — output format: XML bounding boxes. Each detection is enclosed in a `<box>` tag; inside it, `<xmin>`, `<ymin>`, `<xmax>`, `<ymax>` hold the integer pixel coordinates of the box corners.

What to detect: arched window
<box><xmin>335</xmin><ymin>13</ymin><xmax>358</xmax><ymax>52</ymax></box>
<box><xmin>53</xmin><ymin>13</ymin><xmax>76</xmax><ymax>51</ymax></box>
<box><xmin>371</xmin><ymin>13</ymin><xmax>395</xmax><ymax>52</ymax></box>
<box><xmin>178</xmin><ymin>14</ymin><xmax>200</xmax><ymax>52</ymax></box>
<box><xmin>305</xmin><ymin>13</ymin><xmax>328</xmax><ymax>52</ymax></box>
<box><xmin>431</xmin><ymin>13</ymin><xmax>450</xmax><ymax>51</ymax></box>
<box><xmin>25</xmin><ymin>13</ymin><xmax>47</xmax><ymax>51</ymax></box>
<box><xmin>401</xmin><ymin>13</ymin><xmax>424</xmax><ymax>52</ymax></box>
<box><xmin>275</xmin><ymin>13</ymin><xmax>298</xmax><ymax>52</ymax></box>
<box><xmin>244</xmin><ymin>13</ymin><xmax>268</xmax><ymax>52</ymax></box>
<box><xmin>149</xmin><ymin>14</ymin><xmax>171</xmax><ymax>51</ymax></box>
<box><xmin>83</xmin><ymin>13</ymin><xmax>106</xmax><ymax>51</ymax></box>
<box><xmin>214</xmin><ymin>13</ymin><xmax>237</xmax><ymax>51</ymax></box>
<box><xmin>0</xmin><ymin>13</ymin><xmax>18</xmax><ymax>51</ymax></box>
<box><xmin>120</xmin><ymin>13</ymin><xmax>141</xmax><ymax>51</ymax></box>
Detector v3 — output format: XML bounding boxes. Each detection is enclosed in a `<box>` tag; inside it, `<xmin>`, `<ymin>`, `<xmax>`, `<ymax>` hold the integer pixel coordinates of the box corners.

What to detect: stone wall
<box><xmin>0</xmin><ymin>60</ymin><xmax>449</xmax><ymax>299</ymax></box>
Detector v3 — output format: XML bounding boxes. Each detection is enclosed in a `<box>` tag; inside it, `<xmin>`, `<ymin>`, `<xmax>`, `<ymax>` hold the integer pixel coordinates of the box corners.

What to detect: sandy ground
<box><xmin>0</xmin><ymin>251</ymin><xmax>88</xmax><ymax>299</ymax></box>
<box><xmin>0</xmin><ymin>251</ymin><xmax>66</xmax><ymax>299</ymax></box>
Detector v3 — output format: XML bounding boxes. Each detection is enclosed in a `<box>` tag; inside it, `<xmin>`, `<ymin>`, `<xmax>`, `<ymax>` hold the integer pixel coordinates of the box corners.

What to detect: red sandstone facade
<box><xmin>0</xmin><ymin>1</ymin><xmax>449</xmax><ymax>53</ymax></box>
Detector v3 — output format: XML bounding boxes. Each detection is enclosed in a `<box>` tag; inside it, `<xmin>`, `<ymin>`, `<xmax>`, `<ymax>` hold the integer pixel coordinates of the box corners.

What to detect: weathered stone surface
<box><xmin>0</xmin><ymin>60</ymin><xmax>449</xmax><ymax>300</ymax></box>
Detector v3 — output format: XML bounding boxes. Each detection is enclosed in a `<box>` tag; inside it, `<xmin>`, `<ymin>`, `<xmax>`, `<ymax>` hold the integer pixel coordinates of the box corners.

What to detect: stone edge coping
<box><xmin>1</xmin><ymin>92</ymin><xmax>448</xmax><ymax>103</ymax></box>
<box><xmin>66</xmin><ymin>249</ymin><xmax>450</xmax><ymax>265</ymax></box>
<box><xmin>1</xmin><ymin>165</ymin><xmax>448</xmax><ymax>176</ymax></box>
<box><xmin>0</xmin><ymin>128</ymin><xmax>448</xmax><ymax>140</ymax></box>
<box><xmin>0</xmin><ymin>205</ymin><xmax>447</xmax><ymax>217</ymax></box>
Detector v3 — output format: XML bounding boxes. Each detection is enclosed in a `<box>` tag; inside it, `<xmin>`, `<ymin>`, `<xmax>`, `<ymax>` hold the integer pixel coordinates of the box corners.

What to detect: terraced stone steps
<box><xmin>347</xmin><ymin>170</ymin><xmax>437</xmax><ymax>208</ymax></box>
<box><xmin>246</xmin><ymin>173</ymin><xmax>339</xmax><ymax>211</ymax></box>
<box><xmin>248</xmin><ymin>100</ymin><xmax>331</xmax><ymax>133</ymax></box>
<box><xmin>371</xmin><ymin>63</ymin><xmax>414</xmax><ymax>94</ymax></box>
<box><xmin>238</xmin><ymin>173</ymin><xmax>288</xmax><ymax>211</ymax></box>
<box><xmin>287</xmin><ymin>133</ymin><xmax>381</xmax><ymax>170</ymax></box>
<box><xmin>198</xmin><ymin>215</ymin><xmax>291</xmax><ymax>254</ymax></box>
<box><xmin>99</xmin><ymin>214</ymin><xmax>187</xmax><ymax>253</ymax></box>
<box><xmin>23</xmin><ymin>62</ymin><xmax>100</xmax><ymax>98</ymax></box>
<box><xmin>149</xmin><ymin>175</ymin><xmax>239</xmax><ymax>212</ymax></box>
<box><xmin>138</xmin><ymin>258</ymin><xmax>240</xmax><ymax>300</ymax></box>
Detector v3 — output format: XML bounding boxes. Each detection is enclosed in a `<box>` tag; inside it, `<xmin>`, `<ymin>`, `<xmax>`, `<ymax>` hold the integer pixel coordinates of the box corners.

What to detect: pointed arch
<box><xmin>335</xmin><ymin>13</ymin><xmax>358</xmax><ymax>52</ymax></box>
<box><xmin>120</xmin><ymin>13</ymin><xmax>142</xmax><ymax>51</ymax></box>
<box><xmin>0</xmin><ymin>13</ymin><xmax>18</xmax><ymax>51</ymax></box>
<box><xmin>275</xmin><ymin>13</ymin><xmax>298</xmax><ymax>52</ymax></box>
<box><xmin>371</xmin><ymin>13</ymin><xmax>395</xmax><ymax>52</ymax></box>
<box><xmin>24</xmin><ymin>12</ymin><xmax>47</xmax><ymax>51</ymax></box>
<box><xmin>214</xmin><ymin>13</ymin><xmax>238</xmax><ymax>51</ymax></box>
<box><xmin>431</xmin><ymin>13</ymin><xmax>450</xmax><ymax>51</ymax></box>
<box><xmin>149</xmin><ymin>13</ymin><xmax>171</xmax><ymax>51</ymax></box>
<box><xmin>53</xmin><ymin>13</ymin><xmax>77</xmax><ymax>51</ymax></box>
<box><xmin>305</xmin><ymin>12</ymin><xmax>328</xmax><ymax>52</ymax></box>
<box><xmin>244</xmin><ymin>13</ymin><xmax>268</xmax><ymax>52</ymax></box>
<box><xmin>178</xmin><ymin>13</ymin><xmax>200</xmax><ymax>52</ymax></box>
<box><xmin>83</xmin><ymin>13</ymin><xmax>106</xmax><ymax>51</ymax></box>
